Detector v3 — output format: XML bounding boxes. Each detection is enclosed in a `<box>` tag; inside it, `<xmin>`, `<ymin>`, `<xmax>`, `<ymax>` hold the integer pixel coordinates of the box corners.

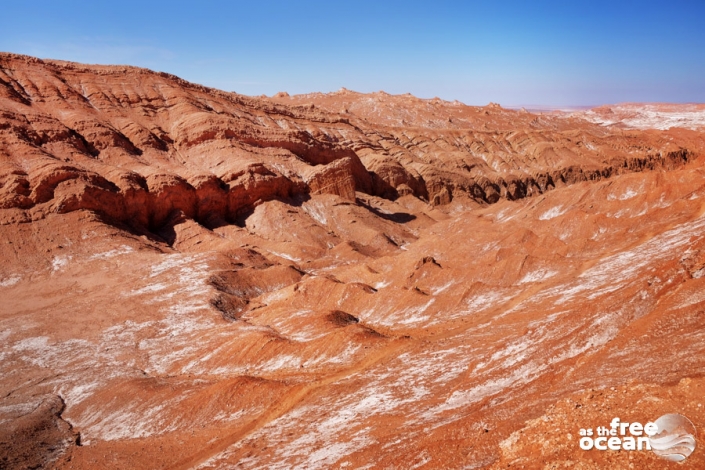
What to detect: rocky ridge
<box><xmin>1</xmin><ymin>53</ymin><xmax>703</xmax><ymax>229</ymax></box>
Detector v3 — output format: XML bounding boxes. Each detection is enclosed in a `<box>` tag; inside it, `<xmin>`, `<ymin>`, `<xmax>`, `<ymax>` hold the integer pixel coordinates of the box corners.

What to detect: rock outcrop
<box><xmin>304</xmin><ymin>157</ymin><xmax>358</xmax><ymax>201</ymax></box>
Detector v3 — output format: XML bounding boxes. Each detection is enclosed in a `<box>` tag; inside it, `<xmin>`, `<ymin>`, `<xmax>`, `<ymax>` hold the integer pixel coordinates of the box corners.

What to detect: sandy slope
<box><xmin>1</xmin><ymin>54</ymin><xmax>705</xmax><ymax>469</ymax></box>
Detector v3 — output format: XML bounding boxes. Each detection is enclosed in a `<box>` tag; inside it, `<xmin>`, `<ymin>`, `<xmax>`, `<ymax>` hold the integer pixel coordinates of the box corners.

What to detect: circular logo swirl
<box><xmin>649</xmin><ymin>413</ymin><xmax>697</xmax><ymax>462</ymax></box>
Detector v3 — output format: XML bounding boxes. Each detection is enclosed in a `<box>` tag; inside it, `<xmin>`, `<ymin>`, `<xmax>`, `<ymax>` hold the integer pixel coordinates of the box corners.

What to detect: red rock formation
<box><xmin>2</xmin><ymin>54</ymin><xmax>705</xmax><ymax>469</ymax></box>
<box><xmin>304</xmin><ymin>157</ymin><xmax>358</xmax><ymax>201</ymax></box>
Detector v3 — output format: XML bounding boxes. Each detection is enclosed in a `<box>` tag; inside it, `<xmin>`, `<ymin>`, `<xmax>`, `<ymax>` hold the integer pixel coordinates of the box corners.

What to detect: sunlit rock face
<box><xmin>1</xmin><ymin>53</ymin><xmax>705</xmax><ymax>469</ymax></box>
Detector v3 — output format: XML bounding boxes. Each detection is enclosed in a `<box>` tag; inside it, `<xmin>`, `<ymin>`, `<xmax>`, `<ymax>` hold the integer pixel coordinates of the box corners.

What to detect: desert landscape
<box><xmin>1</xmin><ymin>52</ymin><xmax>705</xmax><ymax>469</ymax></box>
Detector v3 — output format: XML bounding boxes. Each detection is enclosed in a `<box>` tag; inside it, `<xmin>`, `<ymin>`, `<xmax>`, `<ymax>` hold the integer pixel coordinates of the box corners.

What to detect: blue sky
<box><xmin>1</xmin><ymin>1</ymin><xmax>704</xmax><ymax>106</ymax></box>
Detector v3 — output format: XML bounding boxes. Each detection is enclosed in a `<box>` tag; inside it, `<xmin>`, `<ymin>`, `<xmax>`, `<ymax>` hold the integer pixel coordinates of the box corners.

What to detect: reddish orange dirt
<box><xmin>2</xmin><ymin>53</ymin><xmax>705</xmax><ymax>469</ymax></box>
